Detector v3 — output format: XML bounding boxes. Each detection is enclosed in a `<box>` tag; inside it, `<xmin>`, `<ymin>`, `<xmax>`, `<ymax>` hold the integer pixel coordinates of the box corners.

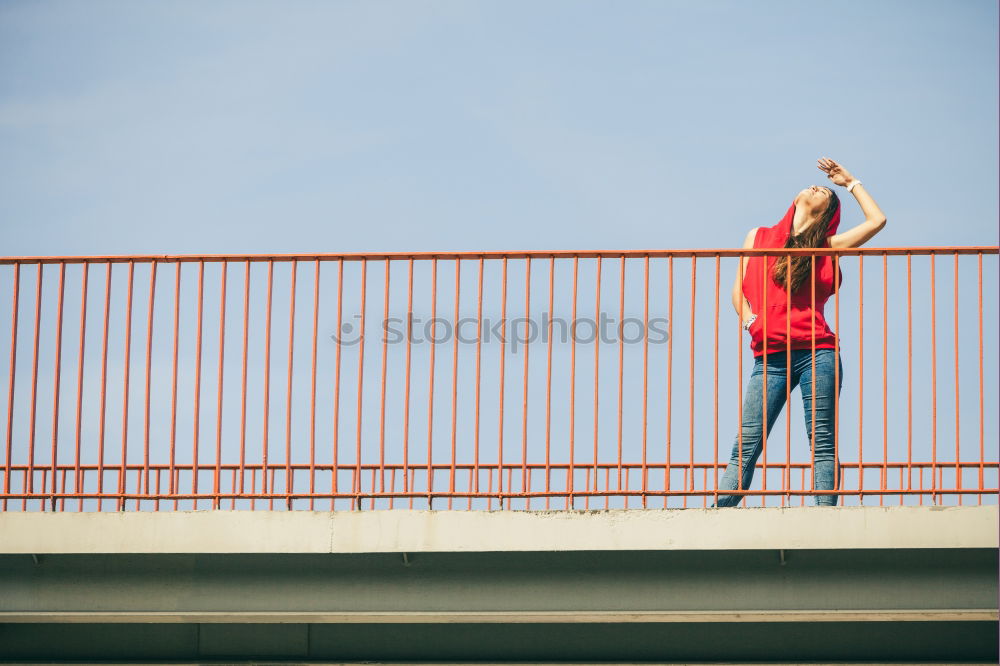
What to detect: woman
<box><xmin>715</xmin><ymin>157</ymin><xmax>887</xmax><ymax>507</ymax></box>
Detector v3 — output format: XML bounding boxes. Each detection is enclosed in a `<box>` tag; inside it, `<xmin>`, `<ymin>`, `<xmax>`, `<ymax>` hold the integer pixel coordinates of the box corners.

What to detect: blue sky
<box><xmin>1</xmin><ymin>0</ymin><xmax>997</xmax><ymax>256</ymax></box>
<box><xmin>0</xmin><ymin>1</ymin><xmax>996</xmax><ymax>510</ymax></box>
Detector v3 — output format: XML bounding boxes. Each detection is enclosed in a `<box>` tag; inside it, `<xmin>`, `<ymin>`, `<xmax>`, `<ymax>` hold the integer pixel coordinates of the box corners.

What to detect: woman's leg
<box><xmin>797</xmin><ymin>349</ymin><xmax>843</xmax><ymax>506</ymax></box>
<box><xmin>715</xmin><ymin>358</ymin><xmax>790</xmax><ymax>507</ymax></box>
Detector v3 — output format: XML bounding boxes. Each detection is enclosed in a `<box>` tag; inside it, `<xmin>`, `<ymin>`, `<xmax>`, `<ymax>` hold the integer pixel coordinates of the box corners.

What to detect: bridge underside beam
<box><xmin>3</xmin><ymin>620</ymin><xmax>998</xmax><ymax>662</ymax></box>
<box><xmin>1</xmin><ymin>547</ymin><xmax>997</xmax><ymax>662</ymax></box>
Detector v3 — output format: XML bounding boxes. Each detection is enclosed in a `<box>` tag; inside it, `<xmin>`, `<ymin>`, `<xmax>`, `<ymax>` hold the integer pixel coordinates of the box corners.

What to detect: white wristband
<box><xmin>847</xmin><ymin>180</ymin><xmax>862</xmax><ymax>193</ymax></box>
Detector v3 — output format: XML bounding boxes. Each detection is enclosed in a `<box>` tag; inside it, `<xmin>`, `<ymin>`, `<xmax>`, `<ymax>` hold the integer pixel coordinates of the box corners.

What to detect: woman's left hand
<box><xmin>817</xmin><ymin>157</ymin><xmax>855</xmax><ymax>187</ymax></box>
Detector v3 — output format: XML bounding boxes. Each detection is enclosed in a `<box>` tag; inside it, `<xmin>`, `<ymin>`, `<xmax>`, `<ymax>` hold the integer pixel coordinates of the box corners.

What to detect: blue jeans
<box><xmin>715</xmin><ymin>348</ymin><xmax>843</xmax><ymax>507</ymax></box>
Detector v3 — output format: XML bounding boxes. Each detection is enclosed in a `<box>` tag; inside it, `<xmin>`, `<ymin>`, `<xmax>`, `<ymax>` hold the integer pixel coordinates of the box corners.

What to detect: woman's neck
<box><xmin>791</xmin><ymin>206</ymin><xmax>823</xmax><ymax>236</ymax></box>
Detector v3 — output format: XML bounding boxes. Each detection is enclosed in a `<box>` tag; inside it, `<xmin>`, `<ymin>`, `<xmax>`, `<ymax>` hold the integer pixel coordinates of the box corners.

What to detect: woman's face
<box><xmin>796</xmin><ymin>185</ymin><xmax>834</xmax><ymax>216</ymax></box>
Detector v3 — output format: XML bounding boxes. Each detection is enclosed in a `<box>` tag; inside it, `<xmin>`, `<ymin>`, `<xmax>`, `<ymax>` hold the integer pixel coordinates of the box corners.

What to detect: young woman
<box><xmin>715</xmin><ymin>157</ymin><xmax>887</xmax><ymax>507</ymax></box>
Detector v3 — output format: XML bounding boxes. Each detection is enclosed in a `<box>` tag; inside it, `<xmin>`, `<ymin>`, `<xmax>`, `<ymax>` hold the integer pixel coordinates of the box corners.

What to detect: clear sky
<box><xmin>0</xmin><ymin>1</ymin><xmax>996</xmax><ymax>510</ymax></box>
<box><xmin>1</xmin><ymin>0</ymin><xmax>997</xmax><ymax>256</ymax></box>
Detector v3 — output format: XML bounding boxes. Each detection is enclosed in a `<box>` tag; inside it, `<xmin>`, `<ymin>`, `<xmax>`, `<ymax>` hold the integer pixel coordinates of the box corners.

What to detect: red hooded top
<box><xmin>741</xmin><ymin>199</ymin><xmax>843</xmax><ymax>358</ymax></box>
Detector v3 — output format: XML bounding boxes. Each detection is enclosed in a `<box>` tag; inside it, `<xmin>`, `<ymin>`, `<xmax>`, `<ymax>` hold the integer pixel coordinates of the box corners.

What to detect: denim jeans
<box><xmin>715</xmin><ymin>348</ymin><xmax>843</xmax><ymax>507</ymax></box>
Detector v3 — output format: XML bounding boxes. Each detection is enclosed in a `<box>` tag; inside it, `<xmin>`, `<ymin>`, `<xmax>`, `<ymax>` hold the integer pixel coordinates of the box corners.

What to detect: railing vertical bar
<box><xmin>507</xmin><ymin>257</ymin><xmax>531</xmax><ymax>509</ymax></box>
<box><xmin>713</xmin><ymin>255</ymin><xmax>720</xmax><ymax>509</ymax></box>
<box><xmin>426</xmin><ymin>258</ymin><xmax>438</xmax><ymax>509</ymax></box>
<box><xmin>857</xmin><ymin>255</ymin><xmax>863</xmax><ymax>504</ymax></box>
<box><xmin>26</xmin><ymin>263</ymin><xmax>44</xmax><ymax>509</ymax></box>
<box><xmin>48</xmin><ymin>263</ymin><xmax>66</xmax><ymax>510</ymax></box>
<box><xmin>62</xmin><ymin>468</ymin><xmax>72</xmax><ymax>502</ymax></box>
<box><xmin>952</xmin><ymin>253</ymin><xmax>960</xmax><ymax>505</ymax></box>
<box><xmin>96</xmin><ymin>263</ymin><xmax>112</xmax><ymax>511</ymax></box>
<box><xmin>604</xmin><ymin>467</ymin><xmax>609</xmax><ymax>509</ymax></box>
<box><xmin>833</xmin><ymin>254</ymin><xmax>840</xmax><ymax>506</ymax></box>
<box><xmin>448</xmin><ymin>258</ymin><xmax>461</xmax><ymax>510</ymax></box>
<box><xmin>497</xmin><ymin>257</ymin><xmax>508</xmax><ymax>508</ymax></box>
<box><xmin>73</xmin><ymin>264</ymin><xmax>88</xmax><ymax>510</ymax></box>
<box><xmin>801</xmin><ymin>467</ymin><xmax>806</xmax><ymax>506</ymax></box>
<box><xmin>906</xmin><ymin>253</ymin><xmax>913</xmax><ymax>501</ymax></box>
<box><xmin>369</xmin><ymin>468</ymin><xmax>375</xmax><ymax>506</ymax></box>
<box><xmin>3</xmin><ymin>264</ymin><xmax>19</xmax><ymax>510</ymax></box>
<box><xmin>39</xmin><ymin>470</ymin><xmax>47</xmax><ymax>506</ymax></box>
<box><xmin>687</xmin><ymin>257</ymin><xmax>697</xmax><ymax>508</ymax></box>
<box><xmin>308</xmin><ymin>260</ymin><xmax>320</xmax><ymax>510</ymax></box>
<box><xmin>929</xmin><ymin>253</ymin><xmax>937</xmax><ymax>504</ymax></box>
<box><xmin>736</xmin><ymin>253</ymin><xmax>743</xmax><ymax>504</ymax></box>
<box><xmin>507</xmin><ymin>467</ymin><xmax>513</xmax><ymax>510</ymax></box>
<box><xmin>353</xmin><ymin>259</ymin><xmax>367</xmax><ymax>510</ymax></box>
<box><xmin>881</xmin><ymin>253</ymin><xmax>887</xmax><ymax>505</ymax></box>
<box><xmin>591</xmin><ymin>257</ymin><xmax>601</xmax><ymax>510</ymax></box>
<box><xmin>759</xmin><ymin>251</ymin><xmax>768</xmax><ymax>508</ymax></box>
<box><xmin>568</xmin><ymin>255</ymin><xmax>579</xmax><ymax>509</ymax></box>
<box><xmin>666</xmin><ymin>255</ymin><xmax>674</xmax><ymax>502</ymax></box>
<box><xmin>191</xmin><ymin>261</ymin><xmax>204</xmax><ymax>509</ymax></box>
<box><xmin>544</xmin><ymin>256</ymin><xmax>554</xmax><ymax>510</ymax></box>
<box><xmin>785</xmin><ymin>251</ymin><xmax>792</xmax><ymax>506</ymax></box>
<box><xmin>473</xmin><ymin>257</ymin><xmax>484</xmax><ymax>508</ymax></box>
<box><xmin>140</xmin><ymin>262</ymin><xmax>157</xmax><ymax>509</ymax></box>
<box><xmin>977</xmin><ymin>253</ymin><xmax>984</xmax><ymax>504</ymax></box>
<box><xmin>238</xmin><ymin>261</ymin><xmax>250</xmax><ymax>505</ymax></box>
<box><xmin>640</xmin><ymin>256</ymin><xmax>649</xmax><ymax>508</ymax></box>
<box><xmin>378</xmin><ymin>260</ymin><xmax>390</xmax><ymax>502</ymax></box>
<box><xmin>703</xmin><ymin>467</ymin><xmax>708</xmax><ymax>507</ymax></box>
<box><xmin>811</xmin><ymin>255</ymin><xmax>818</xmax><ymax>505</ymax></box>
<box><xmin>520</xmin><ymin>258</ymin><xmax>531</xmax><ymax>510</ymax></box>
<box><xmin>214</xmin><ymin>262</ymin><xmax>228</xmax><ymax>510</ymax></box>
<box><xmin>616</xmin><ymin>256</ymin><xmax>625</xmax><ymax>507</ymax></box>
<box><xmin>403</xmin><ymin>259</ymin><xmax>414</xmax><ymax>509</ymax></box>
<box><xmin>331</xmin><ymin>259</ymin><xmax>344</xmax><ymax>509</ymax></box>
<box><xmin>116</xmin><ymin>261</ymin><xmax>134</xmax><ymax>512</ymax></box>
<box><xmin>261</xmin><ymin>260</ymin><xmax>274</xmax><ymax>510</ymax></box>
<box><xmin>284</xmin><ymin>261</ymin><xmax>298</xmax><ymax>509</ymax></box>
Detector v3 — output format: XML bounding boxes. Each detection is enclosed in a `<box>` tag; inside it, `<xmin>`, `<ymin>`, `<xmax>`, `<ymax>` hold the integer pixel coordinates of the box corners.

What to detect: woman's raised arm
<box><xmin>818</xmin><ymin>157</ymin><xmax>888</xmax><ymax>249</ymax></box>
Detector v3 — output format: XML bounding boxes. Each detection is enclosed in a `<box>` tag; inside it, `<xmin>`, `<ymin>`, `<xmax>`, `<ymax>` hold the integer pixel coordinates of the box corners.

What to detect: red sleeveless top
<box><xmin>742</xmin><ymin>200</ymin><xmax>843</xmax><ymax>358</ymax></box>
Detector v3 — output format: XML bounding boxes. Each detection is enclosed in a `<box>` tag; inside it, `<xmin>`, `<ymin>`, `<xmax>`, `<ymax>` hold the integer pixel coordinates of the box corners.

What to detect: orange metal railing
<box><xmin>0</xmin><ymin>247</ymin><xmax>996</xmax><ymax>511</ymax></box>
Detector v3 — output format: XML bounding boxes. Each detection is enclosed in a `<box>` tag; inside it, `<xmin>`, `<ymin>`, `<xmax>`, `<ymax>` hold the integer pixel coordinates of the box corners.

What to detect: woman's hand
<box><xmin>817</xmin><ymin>157</ymin><xmax>855</xmax><ymax>187</ymax></box>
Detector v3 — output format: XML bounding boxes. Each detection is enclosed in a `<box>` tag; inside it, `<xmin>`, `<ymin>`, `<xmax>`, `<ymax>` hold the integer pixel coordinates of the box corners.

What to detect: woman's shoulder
<box><xmin>742</xmin><ymin>227</ymin><xmax>760</xmax><ymax>249</ymax></box>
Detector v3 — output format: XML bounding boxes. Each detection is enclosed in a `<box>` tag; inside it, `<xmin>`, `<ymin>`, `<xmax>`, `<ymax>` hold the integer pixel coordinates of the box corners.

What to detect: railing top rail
<box><xmin>0</xmin><ymin>246</ymin><xmax>997</xmax><ymax>265</ymax></box>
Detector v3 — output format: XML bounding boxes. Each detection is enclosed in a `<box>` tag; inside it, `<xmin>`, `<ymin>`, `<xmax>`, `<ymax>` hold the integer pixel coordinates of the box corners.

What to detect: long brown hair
<box><xmin>772</xmin><ymin>191</ymin><xmax>840</xmax><ymax>293</ymax></box>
